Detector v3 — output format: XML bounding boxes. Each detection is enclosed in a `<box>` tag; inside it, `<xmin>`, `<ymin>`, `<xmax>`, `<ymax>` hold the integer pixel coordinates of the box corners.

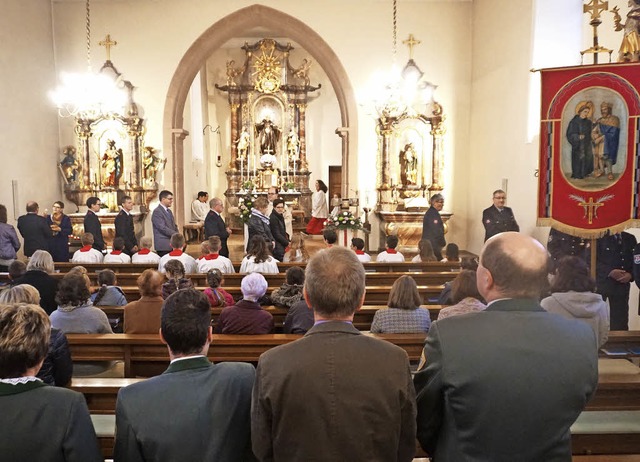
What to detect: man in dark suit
<box><xmin>16</xmin><ymin>201</ymin><xmax>52</xmax><ymax>257</ymax></box>
<box><xmin>252</xmin><ymin>246</ymin><xmax>416</xmax><ymax>462</ymax></box>
<box><xmin>597</xmin><ymin>231</ymin><xmax>636</xmax><ymax>330</ymax></box>
<box><xmin>83</xmin><ymin>196</ymin><xmax>104</xmax><ymax>252</ymax></box>
<box><xmin>151</xmin><ymin>190</ymin><xmax>179</xmax><ymax>257</ymax></box>
<box><xmin>414</xmin><ymin>232</ymin><xmax>598</xmax><ymax>461</ymax></box>
<box><xmin>481</xmin><ymin>189</ymin><xmax>519</xmax><ymax>241</ymax></box>
<box><xmin>204</xmin><ymin>197</ymin><xmax>231</xmax><ymax>258</ymax></box>
<box><xmin>114</xmin><ymin>289</ymin><xmax>255</xmax><ymax>461</ymax></box>
<box><xmin>0</xmin><ymin>303</ymin><xmax>102</xmax><ymax>461</ymax></box>
<box><xmin>114</xmin><ymin>195</ymin><xmax>138</xmax><ymax>255</ymax></box>
<box><xmin>422</xmin><ymin>193</ymin><xmax>446</xmax><ymax>260</ymax></box>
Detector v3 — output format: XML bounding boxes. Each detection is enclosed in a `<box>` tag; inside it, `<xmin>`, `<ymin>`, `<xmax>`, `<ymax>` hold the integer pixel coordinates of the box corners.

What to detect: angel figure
<box><xmin>142</xmin><ymin>146</ymin><xmax>166</xmax><ymax>185</ymax></box>
<box><xmin>291</xmin><ymin>58</ymin><xmax>312</xmax><ymax>87</ymax></box>
<box><xmin>59</xmin><ymin>145</ymin><xmax>81</xmax><ymax>184</ymax></box>
<box><xmin>613</xmin><ymin>0</ymin><xmax>640</xmax><ymax>62</ymax></box>
<box><xmin>226</xmin><ymin>60</ymin><xmax>245</xmax><ymax>86</ymax></box>
<box><xmin>286</xmin><ymin>127</ymin><xmax>300</xmax><ymax>161</ymax></box>
<box><xmin>235</xmin><ymin>127</ymin><xmax>251</xmax><ymax>161</ymax></box>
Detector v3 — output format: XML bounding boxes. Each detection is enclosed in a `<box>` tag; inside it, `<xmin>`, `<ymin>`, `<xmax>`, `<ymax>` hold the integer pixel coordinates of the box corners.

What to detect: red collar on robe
<box><xmin>169</xmin><ymin>249</ymin><xmax>183</xmax><ymax>257</ymax></box>
<box><xmin>204</xmin><ymin>253</ymin><xmax>220</xmax><ymax>260</ymax></box>
<box><xmin>111</xmin><ymin>250</ymin><xmax>122</xmax><ymax>255</ymax></box>
<box><xmin>80</xmin><ymin>245</ymin><xmax>92</xmax><ymax>252</ymax></box>
<box><xmin>355</xmin><ymin>250</ymin><xmax>365</xmax><ymax>255</ymax></box>
<box><xmin>386</xmin><ymin>249</ymin><xmax>398</xmax><ymax>254</ymax></box>
<box><xmin>137</xmin><ymin>249</ymin><xmax>151</xmax><ymax>255</ymax></box>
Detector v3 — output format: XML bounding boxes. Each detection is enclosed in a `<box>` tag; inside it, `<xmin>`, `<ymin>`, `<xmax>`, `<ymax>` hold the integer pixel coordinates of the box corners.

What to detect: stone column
<box><xmin>298</xmin><ymin>103</ymin><xmax>308</xmax><ymax>172</ymax></box>
<box><xmin>171</xmin><ymin>128</ymin><xmax>189</xmax><ymax>230</ymax></box>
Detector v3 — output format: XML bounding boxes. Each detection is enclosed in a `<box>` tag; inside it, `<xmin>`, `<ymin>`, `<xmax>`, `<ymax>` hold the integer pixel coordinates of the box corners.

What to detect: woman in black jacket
<box><xmin>247</xmin><ymin>196</ymin><xmax>275</xmax><ymax>252</ymax></box>
<box><xmin>269</xmin><ymin>199</ymin><xmax>289</xmax><ymax>261</ymax></box>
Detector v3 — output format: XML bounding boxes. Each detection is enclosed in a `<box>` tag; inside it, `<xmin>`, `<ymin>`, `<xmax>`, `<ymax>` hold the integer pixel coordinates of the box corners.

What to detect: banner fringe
<box><xmin>537</xmin><ymin>218</ymin><xmax>639</xmax><ymax>239</ymax></box>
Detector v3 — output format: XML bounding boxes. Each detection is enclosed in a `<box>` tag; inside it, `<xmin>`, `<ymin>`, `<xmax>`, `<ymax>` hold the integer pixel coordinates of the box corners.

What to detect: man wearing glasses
<box><xmin>152</xmin><ymin>190</ymin><xmax>179</xmax><ymax>257</ymax></box>
<box><xmin>482</xmin><ymin>189</ymin><xmax>519</xmax><ymax>242</ymax></box>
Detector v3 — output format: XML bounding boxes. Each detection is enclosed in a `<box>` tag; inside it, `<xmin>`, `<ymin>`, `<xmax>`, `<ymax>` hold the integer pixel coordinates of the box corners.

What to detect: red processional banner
<box><xmin>537</xmin><ymin>63</ymin><xmax>640</xmax><ymax>238</ymax></box>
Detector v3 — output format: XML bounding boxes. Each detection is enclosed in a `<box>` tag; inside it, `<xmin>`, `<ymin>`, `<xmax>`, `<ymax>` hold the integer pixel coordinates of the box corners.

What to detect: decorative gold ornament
<box><xmin>253</xmin><ymin>40</ymin><xmax>281</xmax><ymax>94</ymax></box>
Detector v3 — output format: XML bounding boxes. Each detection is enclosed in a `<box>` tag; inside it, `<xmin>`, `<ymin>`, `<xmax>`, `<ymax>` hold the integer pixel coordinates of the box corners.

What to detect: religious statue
<box><xmin>59</xmin><ymin>145</ymin><xmax>81</xmax><ymax>184</ymax></box>
<box><xmin>591</xmin><ymin>101</ymin><xmax>620</xmax><ymax>180</ymax></box>
<box><xmin>286</xmin><ymin>127</ymin><xmax>300</xmax><ymax>161</ymax></box>
<box><xmin>291</xmin><ymin>58</ymin><xmax>312</xmax><ymax>87</ymax></box>
<box><xmin>399</xmin><ymin>143</ymin><xmax>419</xmax><ymax>186</ymax></box>
<box><xmin>566</xmin><ymin>101</ymin><xmax>594</xmax><ymax>180</ymax></box>
<box><xmin>255</xmin><ymin>117</ymin><xmax>281</xmax><ymax>156</ymax></box>
<box><xmin>613</xmin><ymin>0</ymin><xmax>640</xmax><ymax>62</ymax></box>
<box><xmin>101</xmin><ymin>139</ymin><xmax>123</xmax><ymax>188</ymax></box>
<box><xmin>142</xmin><ymin>146</ymin><xmax>166</xmax><ymax>185</ymax></box>
<box><xmin>226</xmin><ymin>59</ymin><xmax>245</xmax><ymax>86</ymax></box>
<box><xmin>235</xmin><ymin>127</ymin><xmax>251</xmax><ymax>161</ymax></box>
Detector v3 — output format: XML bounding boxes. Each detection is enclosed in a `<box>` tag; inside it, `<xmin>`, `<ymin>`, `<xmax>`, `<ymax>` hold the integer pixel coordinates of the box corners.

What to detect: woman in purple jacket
<box><xmin>0</xmin><ymin>204</ymin><xmax>21</xmax><ymax>272</ymax></box>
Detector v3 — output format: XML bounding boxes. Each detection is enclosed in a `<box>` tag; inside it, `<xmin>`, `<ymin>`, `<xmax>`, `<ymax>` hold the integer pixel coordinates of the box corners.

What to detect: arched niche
<box><xmin>163</xmin><ymin>4</ymin><xmax>357</xmax><ymax>225</ymax></box>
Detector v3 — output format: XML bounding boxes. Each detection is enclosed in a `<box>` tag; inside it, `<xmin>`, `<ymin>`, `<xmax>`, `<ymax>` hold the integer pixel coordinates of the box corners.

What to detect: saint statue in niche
<box><xmin>286</xmin><ymin>127</ymin><xmax>300</xmax><ymax>161</ymax></box>
<box><xmin>59</xmin><ymin>145</ymin><xmax>81</xmax><ymax>184</ymax></box>
<box><xmin>255</xmin><ymin>117</ymin><xmax>281</xmax><ymax>156</ymax></box>
<box><xmin>399</xmin><ymin>143</ymin><xmax>418</xmax><ymax>186</ymax></box>
<box><xmin>236</xmin><ymin>127</ymin><xmax>251</xmax><ymax>161</ymax></box>
<box><xmin>101</xmin><ymin>139</ymin><xmax>123</xmax><ymax>187</ymax></box>
<box><xmin>142</xmin><ymin>146</ymin><xmax>165</xmax><ymax>185</ymax></box>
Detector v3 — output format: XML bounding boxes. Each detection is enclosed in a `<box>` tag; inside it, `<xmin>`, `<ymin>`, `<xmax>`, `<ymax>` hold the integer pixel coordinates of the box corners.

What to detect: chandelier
<box><xmin>49</xmin><ymin>0</ymin><xmax>126</xmax><ymax>119</ymax></box>
<box><xmin>364</xmin><ymin>0</ymin><xmax>437</xmax><ymax>119</ymax></box>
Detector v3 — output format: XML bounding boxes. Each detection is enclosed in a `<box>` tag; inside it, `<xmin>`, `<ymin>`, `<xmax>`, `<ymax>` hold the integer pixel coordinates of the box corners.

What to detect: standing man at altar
<box><xmin>115</xmin><ymin>195</ymin><xmax>138</xmax><ymax>256</ymax></box>
<box><xmin>482</xmin><ymin>189</ymin><xmax>519</xmax><ymax>242</ymax></box>
<box><xmin>152</xmin><ymin>190</ymin><xmax>178</xmax><ymax>257</ymax></box>
<box><xmin>204</xmin><ymin>198</ymin><xmax>231</xmax><ymax>258</ymax></box>
<box><xmin>422</xmin><ymin>194</ymin><xmax>446</xmax><ymax>260</ymax></box>
<box><xmin>191</xmin><ymin>191</ymin><xmax>209</xmax><ymax>222</ymax></box>
<box><xmin>84</xmin><ymin>197</ymin><xmax>105</xmax><ymax>252</ymax></box>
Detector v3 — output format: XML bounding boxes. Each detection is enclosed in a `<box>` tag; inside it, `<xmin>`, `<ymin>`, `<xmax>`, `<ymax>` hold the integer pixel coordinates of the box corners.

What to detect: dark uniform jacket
<box><xmin>83</xmin><ymin>210</ymin><xmax>104</xmax><ymax>251</ymax></box>
<box><xmin>482</xmin><ymin>205</ymin><xmax>519</xmax><ymax>241</ymax></box>
<box><xmin>17</xmin><ymin>213</ymin><xmax>52</xmax><ymax>257</ymax></box>
<box><xmin>114</xmin><ymin>209</ymin><xmax>137</xmax><ymax>255</ymax></box>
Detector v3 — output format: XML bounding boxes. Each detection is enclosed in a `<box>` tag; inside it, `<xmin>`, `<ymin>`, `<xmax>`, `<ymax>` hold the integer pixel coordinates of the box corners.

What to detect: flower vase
<box><xmin>339</xmin><ymin>228</ymin><xmax>353</xmax><ymax>247</ymax></box>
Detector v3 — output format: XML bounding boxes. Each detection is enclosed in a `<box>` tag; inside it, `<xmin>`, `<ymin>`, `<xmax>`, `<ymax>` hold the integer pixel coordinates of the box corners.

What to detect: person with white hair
<box><xmin>214</xmin><ymin>272</ymin><xmax>274</xmax><ymax>334</ymax></box>
<box><xmin>131</xmin><ymin>236</ymin><xmax>161</xmax><ymax>264</ymax></box>
<box><xmin>12</xmin><ymin>249</ymin><xmax>58</xmax><ymax>315</ymax></box>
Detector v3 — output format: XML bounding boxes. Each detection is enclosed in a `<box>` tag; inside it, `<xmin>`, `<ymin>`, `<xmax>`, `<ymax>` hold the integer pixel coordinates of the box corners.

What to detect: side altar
<box><xmin>215</xmin><ymin>39</ymin><xmax>320</xmax><ymax>227</ymax></box>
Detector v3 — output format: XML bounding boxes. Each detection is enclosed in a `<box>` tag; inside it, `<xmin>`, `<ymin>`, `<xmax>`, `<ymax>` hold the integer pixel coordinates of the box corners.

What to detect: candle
<box><xmin>94</xmin><ymin>173</ymin><xmax>98</xmax><ymax>187</ymax></box>
<box><xmin>129</xmin><ymin>171</ymin><xmax>132</xmax><ymax>186</ymax></box>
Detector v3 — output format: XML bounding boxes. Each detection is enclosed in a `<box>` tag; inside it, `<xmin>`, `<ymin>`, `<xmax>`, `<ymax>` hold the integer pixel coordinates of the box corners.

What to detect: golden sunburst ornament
<box><xmin>253</xmin><ymin>40</ymin><xmax>281</xmax><ymax>93</ymax></box>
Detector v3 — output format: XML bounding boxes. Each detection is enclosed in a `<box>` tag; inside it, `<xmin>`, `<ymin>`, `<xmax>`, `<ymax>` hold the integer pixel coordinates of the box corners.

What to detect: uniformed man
<box><xmin>547</xmin><ymin>228</ymin><xmax>588</xmax><ymax>270</ymax></box>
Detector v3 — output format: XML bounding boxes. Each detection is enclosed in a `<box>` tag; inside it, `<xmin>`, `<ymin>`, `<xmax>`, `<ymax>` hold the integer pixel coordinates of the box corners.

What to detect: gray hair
<box><xmin>240</xmin><ymin>272</ymin><xmax>268</xmax><ymax>301</ymax></box>
<box><xmin>26</xmin><ymin>250</ymin><xmax>55</xmax><ymax>273</ymax></box>
<box><xmin>0</xmin><ymin>284</ymin><xmax>41</xmax><ymax>305</ymax></box>
<box><xmin>209</xmin><ymin>197</ymin><xmax>223</xmax><ymax>208</ymax></box>
<box><xmin>430</xmin><ymin>193</ymin><xmax>444</xmax><ymax>205</ymax></box>
<box><xmin>305</xmin><ymin>246</ymin><xmax>365</xmax><ymax>318</ymax></box>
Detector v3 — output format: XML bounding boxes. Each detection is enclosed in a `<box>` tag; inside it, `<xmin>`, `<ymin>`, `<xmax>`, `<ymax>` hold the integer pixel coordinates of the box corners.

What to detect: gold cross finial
<box><xmin>583</xmin><ymin>0</ymin><xmax>608</xmax><ymax>21</ymax></box>
<box><xmin>402</xmin><ymin>34</ymin><xmax>421</xmax><ymax>60</ymax></box>
<box><xmin>99</xmin><ymin>34</ymin><xmax>117</xmax><ymax>61</ymax></box>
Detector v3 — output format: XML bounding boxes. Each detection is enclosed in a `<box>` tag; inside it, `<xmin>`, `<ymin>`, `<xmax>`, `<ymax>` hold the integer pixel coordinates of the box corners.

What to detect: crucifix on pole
<box><xmin>580</xmin><ymin>0</ymin><xmax>613</xmax><ymax>64</ymax></box>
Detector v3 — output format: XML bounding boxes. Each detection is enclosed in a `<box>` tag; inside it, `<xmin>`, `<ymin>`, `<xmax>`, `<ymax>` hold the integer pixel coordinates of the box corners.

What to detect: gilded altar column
<box><xmin>74</xmin><ymin>120</ymin><xmax>92</xmax><ymax>188</ymax></box>
<box><xmin>229</xmin><ymin>103</ymin><xmax>239</xmax><ymax>169</ymax></box>
<box><xmin>298</xmin><ymin>103</ymin><xmax>308</xmax><ymax>172</ymax></box>
<box><xmin>429</xmin><ymin>119</ymin><xmax>445</xmax><ymax>196</ymax></box>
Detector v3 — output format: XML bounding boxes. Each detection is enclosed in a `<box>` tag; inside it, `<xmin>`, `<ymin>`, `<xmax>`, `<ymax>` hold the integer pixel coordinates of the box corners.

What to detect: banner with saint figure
<box><xmin>538</xmin><ymin>63</ymin><xmax>640</xmax><ymax>238</ymax></box>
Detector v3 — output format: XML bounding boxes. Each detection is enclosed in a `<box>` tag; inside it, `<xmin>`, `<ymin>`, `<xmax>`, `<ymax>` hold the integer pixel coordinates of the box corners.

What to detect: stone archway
<box><xmin>163</xmin><ymin>4</ymin><xmax>358</xmax><ymax>226</ymax></box>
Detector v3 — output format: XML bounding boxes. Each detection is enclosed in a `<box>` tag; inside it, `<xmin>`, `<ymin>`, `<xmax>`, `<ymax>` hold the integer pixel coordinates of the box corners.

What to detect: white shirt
<box><xmin>72</xmin><ymin>247</ymin><xmax>104</xmax><ymax>264</ymax></box>
<box><xmin>376</xmin><ymin>250</ymin><xmax>405</xmax><ymax>262</ymax></box>
<box><xmin>191</xmin><ymin>199</ymin><xmax>209</xmax><ymax>222</ymax></box>
<box><xmin>240</xmin><ymin>255</ymin><xmax>279</xmax><ymax>274</ymax></box>
<box><xmin>311</xmin><ymin>191</ymin><xmax>329</xmax><ymax>218</ymax></box>
<box><xmin>197</xmin><ymin>254</ymin><xmax>235</xmax><ymax>274</ymax></box>
<box><xmin>103</xmin><ymin>252</ymin><xmax>131</xmax><ymax>264</ymax></box>
<box><xmin>158</xmin><ymin>251</ymin><xmax>197</xmax><ymax>274</ymax></box>
<box><xmin>354</xmin><ymin>251</ymin><xmax>372</xmax><ymax>263</ymax></box>
<box><xmin>131</xmin><ymin>250</ymin><xmax>161</xmax><ymax>264</ymax></box>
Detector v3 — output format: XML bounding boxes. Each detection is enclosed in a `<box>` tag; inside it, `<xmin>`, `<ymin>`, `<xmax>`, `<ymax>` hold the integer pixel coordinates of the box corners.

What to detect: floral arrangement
<box><xmin>324</xmin><ymin>210</ymin><xmax>363</xmax><ymax>230</ymax></box>
<box><xmin>238</xmin><ymin>193</ymin><xmax>257</xmax><ymax>224</ymax></box>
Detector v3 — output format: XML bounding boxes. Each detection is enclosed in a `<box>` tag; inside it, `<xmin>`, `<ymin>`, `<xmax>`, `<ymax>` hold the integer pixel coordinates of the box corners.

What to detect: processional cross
<box><xmin>581</xmin><ymin>0</ymin><xmax>612</xmax><ymax>64</ymax></box>
<box><xmin>99</xmin><ymin>34</ymin><xmax>118</xmax><ymax>61</ymax></box>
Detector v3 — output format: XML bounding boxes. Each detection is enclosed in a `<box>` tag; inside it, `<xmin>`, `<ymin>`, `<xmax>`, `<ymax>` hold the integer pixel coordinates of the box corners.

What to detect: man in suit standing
<box><xmin>597</xmin><ymin>231</ymin><xmax>636</xmax><ymax>331</ymax></box>
<box><xmin>422</xmin><ymin>193</ymin><xmax>446</xmax><ymax>260</ymax></box>
<box><xmin>252</xmin><ymin>246</ymin><xmax>416</xmax><ymax>462</ymax></box>
<box><xmin>204</xmin><ymin>197</ymin><xmax>231</xmax><ymax>258</ymax></box>
<box><xmin>17</xmin><ymin>201</ymin><xmax>52</xmax><ymax>257</ymax></box>
<box><xmin>114</xmin><ymin>289</ymin><xmax>255</xmax><ymax>461</ymax></box>
<box><xmin>114</xmin><ymin>195</ymin><xmax>138</xmax><ymax>256</ymax></box>
<box><xmin>83</xmin><ymin>196</ymin><xmax>105</xmax><ymax>252</ymax></box>
<box><xmin>152</xmin><ymin>190</ymin><xmax>179</xmax><ymax>257</ymax></box>
<box><xmin>482</xmin><ymin>189</ymin><xmax>519</xmax><ymax>241</ymax></box>
<box><xmin>414</xmin><ymin>232</ymin><xmax>598</xmax><ymax>461</ymax></box>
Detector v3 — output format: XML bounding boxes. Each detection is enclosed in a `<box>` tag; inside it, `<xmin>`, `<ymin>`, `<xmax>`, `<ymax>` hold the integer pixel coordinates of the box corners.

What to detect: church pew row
<box><xmin>66</xmin><ymin>332</ymin><xmax>640</xmax><ymax>379</ymax></box>
<box><xmin>39</xmin><ymin>270</ymin><xmax>458</xmax><ymax>288</ymax></box>
<box><xmin>71</xmin><ymin>359</ymin><xmax>640</xmax><ymax>416</ymax></box>
<box><xmin>98</xmin><ymin>304</ymin><xmax>447</xmax><ymax>329</ymax></box>
<box><xmin>50</xmin><ymin>260</ymin><xmax>462</xmax><ymax>274</ymax></box>
<box><xmin>89</xmin><ymin>412</ymin><xmax>640</xmax><ymax>460</ymax></box>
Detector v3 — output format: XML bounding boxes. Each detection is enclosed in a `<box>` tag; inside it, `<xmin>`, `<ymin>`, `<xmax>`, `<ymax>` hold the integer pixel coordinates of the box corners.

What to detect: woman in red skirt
<box><xmin>305</xmin><ymin>179</ymin><xmax>328</xmax><ymax>235</ymax></box>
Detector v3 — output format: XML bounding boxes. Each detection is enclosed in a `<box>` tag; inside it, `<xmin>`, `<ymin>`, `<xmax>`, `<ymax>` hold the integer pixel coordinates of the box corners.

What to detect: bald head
<box><xmin>477</xmin><ymin>232</ymin><xmax>549</xmax><ymax>301</ymax></box>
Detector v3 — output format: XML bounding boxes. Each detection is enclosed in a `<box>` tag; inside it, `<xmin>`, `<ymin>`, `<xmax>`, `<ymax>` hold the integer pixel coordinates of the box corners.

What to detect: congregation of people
<box><xmin>0</xmin><ymin>185</ymin><xmax>633</xmax><ymax>461</ymax></box>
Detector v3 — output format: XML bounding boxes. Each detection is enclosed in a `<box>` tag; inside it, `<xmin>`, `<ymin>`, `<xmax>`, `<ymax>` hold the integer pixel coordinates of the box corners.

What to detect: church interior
<box><xmin>3</xmin><ymin>0</ymin><xmax>640</xmax><ymax>330</ymax></box>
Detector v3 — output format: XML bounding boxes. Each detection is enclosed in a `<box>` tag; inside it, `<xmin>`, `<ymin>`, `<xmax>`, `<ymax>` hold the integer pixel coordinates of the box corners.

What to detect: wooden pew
<box><xmin>600</xmin><ymin>331</ymin><xmax>640</xmax><ymax>358</ymax></box>
<box><xmin>50</xmin><ymin>260</ymin><xmax>461</xmax><ymax>274</ymax></box>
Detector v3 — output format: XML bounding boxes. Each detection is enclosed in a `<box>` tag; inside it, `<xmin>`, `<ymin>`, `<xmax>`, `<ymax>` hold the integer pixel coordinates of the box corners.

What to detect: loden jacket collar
<box><xmin>164</xmin><ymin>356</ymin><xmax>211</xmax><ymax>374</ymax></box>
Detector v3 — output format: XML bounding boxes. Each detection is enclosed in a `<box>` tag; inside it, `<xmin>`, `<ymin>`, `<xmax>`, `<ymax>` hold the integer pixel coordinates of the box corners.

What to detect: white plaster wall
<box><xmin>1</xmin><ymin>0</ymin><xmax>61</xmax><ymax>253</ymax></box>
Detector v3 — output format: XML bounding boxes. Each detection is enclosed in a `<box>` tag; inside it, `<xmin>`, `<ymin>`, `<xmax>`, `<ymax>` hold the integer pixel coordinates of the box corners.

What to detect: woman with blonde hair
<box><xmin>370</xmin><ymin>275</ymin><xmax>431</xmax><ymax>333</ymax></box>
<box><xmin>412</xmin><ymin>239</ymin><xmax>438</xmax><ymax>263</ymax></box>
<box><xmin>284</xmin><ymin>233</ymin><xmax>309</xmax><ymax>262</ymax></box>
<box><xmin>0</xmin><ymin>284</ymin><xmax>73</xmax><ymax>387</ymax></box>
